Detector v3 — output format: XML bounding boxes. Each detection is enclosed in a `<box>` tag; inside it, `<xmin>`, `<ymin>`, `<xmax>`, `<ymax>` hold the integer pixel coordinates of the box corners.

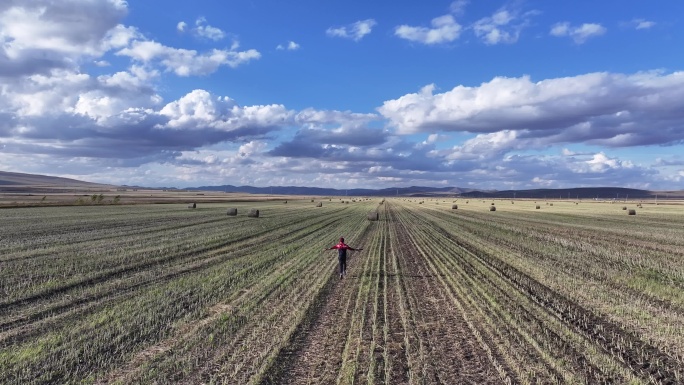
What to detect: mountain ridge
<box><xmin>1</xmin><ymin>170</ymin><xmax>682</xmax><ymax>199</ymax></box>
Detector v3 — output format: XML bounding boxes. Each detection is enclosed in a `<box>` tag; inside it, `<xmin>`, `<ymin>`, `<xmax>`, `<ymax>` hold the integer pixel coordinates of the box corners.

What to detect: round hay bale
<box><xmin>489</xmin><ymin>206</ymin><xmax>496</xmax><ymax>212</ymax></box>
<box><xmin>549</xmin><ymin>203</ymin><xmax>553</xmax><ymax>206</ymax></box>
<box><xmin>188</xmin><ymin>203</ymin><xmax>196</xmax><ymax>209</ymax></box>
<box><xmin>536</xmin><ymin>205</ymin><xmax>540</xmax><ymax>209</ymax></box>
<box><xmin>452</xmin><ymin>204</ymin><xmax>458</xmax><ymax>209</ymax></box>
<box><xmin>247</xmin><ymin>209</ymin><xmax>260</xmax><ymax>218</ymax></box>
<box><xmin>226</xmin><ymin>208</ymin><xmax>237</xmax><ymax>216</ymax></box>
<box><xmin>368</xmin><ymin>211</ymin><xmax>379</xmax><ymax>221</ymax></box>
<box><xmin>311</xmin><ymin>199</ymin><xmax>314</xmax><ymax>203</ymax></box>
<box><xmin>284</xmin><ymin>200</ymin><xmax>287</xmax><ymax>204</ymax></box>
<box><xmin>491</xmin><ymin>202</ymin><xmax>495</xmax><ymax>206</ymax></box>
<box><xmin>628</xmin><ymin>209</ymin><xmax>636</xmax><ymax>215</ymax></box>
<box><xmin>316</xmin><ymin>202</ymin><xmax>323</xmax><ymax>207</ymax></box>
<box><xmin>622</xmin><ymin>206</ymin><xmax>627</xmax><ymax>210</ymax></box>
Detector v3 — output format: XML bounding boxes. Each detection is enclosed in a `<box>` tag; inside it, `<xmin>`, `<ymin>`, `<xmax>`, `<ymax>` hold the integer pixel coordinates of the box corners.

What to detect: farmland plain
<box><xmin>1</xmin><ymin>197</ymin><xmax>683</xmax><ymax>384</ymax></box>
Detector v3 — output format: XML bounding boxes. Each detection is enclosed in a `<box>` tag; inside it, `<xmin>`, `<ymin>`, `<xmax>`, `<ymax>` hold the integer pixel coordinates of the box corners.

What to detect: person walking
<box><xmin>325</xmin><ymin>237</ymin><xmax>362</xmax><ymax>279</ymax></box>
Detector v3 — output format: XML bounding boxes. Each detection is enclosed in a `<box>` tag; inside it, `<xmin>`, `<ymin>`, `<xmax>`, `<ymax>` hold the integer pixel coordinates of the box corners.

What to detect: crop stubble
<box><xmin>1</xmin><ymin>199</ymin><xmax>683</xmax><ymax>384</ymax></box>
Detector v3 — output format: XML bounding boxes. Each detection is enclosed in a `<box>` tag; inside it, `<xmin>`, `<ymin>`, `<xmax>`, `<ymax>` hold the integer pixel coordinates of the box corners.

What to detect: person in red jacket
<box><xmin>325</xmin><ymin>237</ymin><xmax>362</xmax><ymax>279</ymax></box>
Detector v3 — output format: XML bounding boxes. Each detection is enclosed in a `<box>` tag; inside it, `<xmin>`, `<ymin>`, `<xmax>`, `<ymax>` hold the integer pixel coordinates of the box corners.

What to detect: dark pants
<box><xmin>338</xmin><ymin>256</ymin><xmax>347</xmax><ymax>275</ymax></box>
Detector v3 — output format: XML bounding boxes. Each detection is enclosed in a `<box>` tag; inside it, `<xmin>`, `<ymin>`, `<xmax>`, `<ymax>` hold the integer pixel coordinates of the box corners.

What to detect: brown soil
<box><xmin>264</xmin><ymin>204</ymin><xmax>504</xmax><ymax>384</ymax></box>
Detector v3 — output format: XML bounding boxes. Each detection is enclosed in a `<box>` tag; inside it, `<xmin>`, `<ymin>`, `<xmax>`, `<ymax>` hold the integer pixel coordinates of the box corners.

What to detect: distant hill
<box><xmin>188</xmin><ymin>184</ymin><xmax>684</xmax><ymax>199</ymax></box>
<box><xmin>2</xmin><ymin>170</ymin><xmax>682</xmax><ymax>199</ymax></box>
<box><xmin>189</xmin><ymin>184</ymin><xmax>483</xmax><ymax>197</ymax></box>
<box><xmin>0</xmin><ymin>171</ymin><xmax>113</xmax><ymax>192</ymax></box>
<box><xmin>459</xmin><ymin>187</ymin><xmax>658</xmax><ymax>200</ymax></box>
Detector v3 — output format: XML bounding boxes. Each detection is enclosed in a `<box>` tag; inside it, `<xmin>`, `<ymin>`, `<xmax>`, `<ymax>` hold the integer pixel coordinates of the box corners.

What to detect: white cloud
<box><xmin>633</xmin><ymin>19</ymin><xmax>656</xmax><ymax>30</ymax></box>
<box><xmin>177</xmin><ymin>21</ymin><xmax>187</xmax><ymax>32</ymax></box>
<box><xmin>159</xmin><ymin>89</ymin><xmax>293</xmax><ymax>131</ymax></box>
<box><xmin>575</xmin><ymin>152</ymin><xmax>634</xmax><ymax>173</ymax></box>
<box><xmin>117</xmin><ymin>41</ymin><xmax>260</xmax><ymax>76</ymax></box>
<box><xmin>550</xmin><ymin>22</ymin><xmax>606</xmax><ymax>44</ymax></box>
<box><xmin>238</xmin><ymin>141</ymin><xmax>268</xmax><ymax>157</ymax></box>
<box><xmin>378</xmin><ymin>71</ymin><xmax>684</xmax><ymax>147</ymax></box>
<box><xmin>277</xmin><ymin>41</ymin><xmax>300</xmax><ymax>51</ymax></box>
<box><xmin>531</xmin><ymin>176</ymin><xmax>554</xmax><ymax>187</ymax></box>
<box><xmin>445</xmin><ymin>131</ymin><xmax>523</xmax><ymax>161</ymax></box>
<box><xmin>194</xmin><ymin>17</ymin><xmax>225</xmax><ymax>41</ymax></box>
<box><xmin>422</xmin><ymin>133</ymin><xmax>447</xmax><ymax>145</ymax></box>
<box><xmin>395</xmin><ymin>15</ymin><xmax>462</xmax><ymax>45</ymax></box>
<box><xmin>326</xmin><ymin>19</ymin><xmax>376</xmax><ymax>41</ymax></box>
<box><xmin>295</xmin><ymin>108</ymin><xmax>378</xmax><ymax>127</ymax></box>
<box><xmin>449</xmin><ymin>0</ymin><xmax>469</xmax><ymax>15</ymax></box>
<box><xmin>472</xmin><ymin>8</ymin><xmax>536</xmax><ymax>45</ymax></box>
<box><xmin>0</xmin><ymin>0</ymin><xmax>128</xmax><ymax>76</ymax></box>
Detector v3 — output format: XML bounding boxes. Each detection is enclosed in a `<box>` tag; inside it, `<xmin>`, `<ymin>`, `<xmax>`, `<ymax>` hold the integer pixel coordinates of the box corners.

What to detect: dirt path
<box><xmin>266</xmin><ymin>203</ymin><xmax>504</xmax><ymax>384</ymax></box>
<box><xmin>390</xmin><ymin>204</ymin><xmax>504</xmax><ymax>384</ymax></box>
<box><xmin>266</xmin><ymin>229</ymin><xmax>378</xmax><ymax>384</ymax></box>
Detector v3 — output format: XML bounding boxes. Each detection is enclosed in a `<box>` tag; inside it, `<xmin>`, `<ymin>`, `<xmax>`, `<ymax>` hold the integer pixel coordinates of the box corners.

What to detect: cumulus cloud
<box><xmin>449</xmin><ymin>0</ymin><xmax>469</xmax><ymax>15</ymax></box>
<box><xmin>395</xmin><ymin>15</ymin><xmax>462</xmax><ymax>45</ymax></box>
<box><xmin>550</xmin><ymin>22</ymin><xmax>606</xmax><ymax>44</ymax></box>
<box><xmin>193</xmin><ymin>17</ymin><xmax>225</xmax><ymax>41</ymax></box>
<box><xmin>277</xmin><ymin>41</ymin><xmax>300</xmax><ymax>50</ymax></box>
<box><xmin>443</xmin><ymin>131</ymin><xmax>525</xmax><ymax>161</ymax></box>
<box><xmin>326</xmin><ymin>19</ymin><xmax>376</xmax><ymax>41</ymax></box>
<box><xmin>269</xmin><ymin>108</ymin><xmax>386</xmax><ymax>158</ymax></box>
<box><xmin>0</xmin><ymin>0</ymin><xmax>128</xmax><ymax>76</ymax></box>
<box><xmin>117</xmin><ymin>41</ymin><xmax>260</xmax><ymax>76</ymax></box>
<box><xmin>0</xmin><ymin>75</ymin><xmax>293</xmax><ymax>164</ymax></box>
<box><xmin>177</xmin><ymin>18</ymin><xmax>226</xmax><ymax>41</ymax></box>
<box><xmin>632</xmin><ymin>19</ymin><xmax>656</xmax><ymax>30</ymax></box>
<box><xmin>581</xmin><ymin>152</ymin><xmax>633</xmax><ymax>173</ymax></box>
<box><xmin>159</xmin><ymin>89</ymin><xmax>292</xmax><ymax>131</ymax></box>
<box><xmin>294</xmin><ymin>108</ymin><xmax>379</xmax><ymax>127</ymax></box>
<box><xmin>472</xmin><ymin>7</ymin><xmax>537</xmax><ymax>45</ymax></box>
<box><xmin>378</xmin><ymin>71</ymin><xmax>684</xmax><ymax>148</ymax></box>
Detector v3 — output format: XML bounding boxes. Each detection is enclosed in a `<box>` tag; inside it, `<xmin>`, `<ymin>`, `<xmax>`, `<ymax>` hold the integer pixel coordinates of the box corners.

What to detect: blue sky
<box><xmin>1</xmin><ymin>0</ymin><xmax>683</xmax><ymax>190</ymax></box>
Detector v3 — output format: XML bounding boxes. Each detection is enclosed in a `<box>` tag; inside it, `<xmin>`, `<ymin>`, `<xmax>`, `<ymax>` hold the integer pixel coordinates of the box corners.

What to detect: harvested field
<box><xmin>1</xmin><ymin>198</ymin><xmax>684</xmax><ymax>384</ymax></box>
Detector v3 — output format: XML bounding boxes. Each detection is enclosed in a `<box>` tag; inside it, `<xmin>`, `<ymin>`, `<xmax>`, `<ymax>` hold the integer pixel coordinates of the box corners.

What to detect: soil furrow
<box><xmin>392</xmin><ymin>203</ymin><xmax>503</xmax><ymax>384</ymax></box>
<box><xmin>260</xmin><ymin>221</ymin><xmax>377</xmax><ymax>385</ymax></box>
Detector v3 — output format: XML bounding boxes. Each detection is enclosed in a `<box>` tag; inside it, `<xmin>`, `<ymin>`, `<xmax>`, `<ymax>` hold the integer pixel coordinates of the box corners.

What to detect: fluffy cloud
<box><xmin>269</xmin><ymin>109</ymin><xmax>387</xmax><ymax>157</ymax></box>
<box><xmin>395</xmin><ymin>15</ymin><xmax>462</xmax><ymax>45</ymax></box>
<box><xmin>176</xmin><ymin>18</ymin><xmax>226</xmax><ymax>41</ymax></box>
<box><xmin>378</xmin><ymin>71</ymin><xmax>684</xmax><ymax>148</ymax></box>
<box><xmin>159</xmin><ymin>89</ymin><xmax>293</xmax><ymax>132</ymax></box>
<box><xmin>0</xmin><ymin>77</ymin><xmax>293</xmax><ymax>164</ymax></box>
<box><xmin>443</xmin><ymin>131</ymin><xmax>525</xmax><ymax>161</ymax></box>
<box><xmin>550</xmin><ymin>22</ymin><xmax>606</xmax><ymax>44</ymax></box>
<box><xmin>117</xmin><ymin>41</ymin><xmax>260</xmax><ymax>76</ymax></box>
<box><xmin>0</xmin><ymin>0</ymin><xmax>128</xmax><ymax>76</ymax></box>
<box><xmin>326</xmin><ymin>19</ymin><xmax>376</xmax><ymax>41</ymax></box>
<box><xmin>193</xmin><ymin>17</ymin><xmax>225</xmax><ymax>41</ymax></box>
<box><xmin>472</xmin><ymin>8</ymin><xmax>537</xmax><ymax>45</ymax></box>
<box><xmin>277</xmin><ymin>41</ymin><xmax>300</xmax><ymax>51</ymax></box>
<box><xmin>632</xmin><ymin>19</ymin><xmax>656</xmax><ymax>30</ymax></box>
<box><xmin>449</xmin><ymin>0</ymin><xmax>468</xmax><ymax>15</ymax></box>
